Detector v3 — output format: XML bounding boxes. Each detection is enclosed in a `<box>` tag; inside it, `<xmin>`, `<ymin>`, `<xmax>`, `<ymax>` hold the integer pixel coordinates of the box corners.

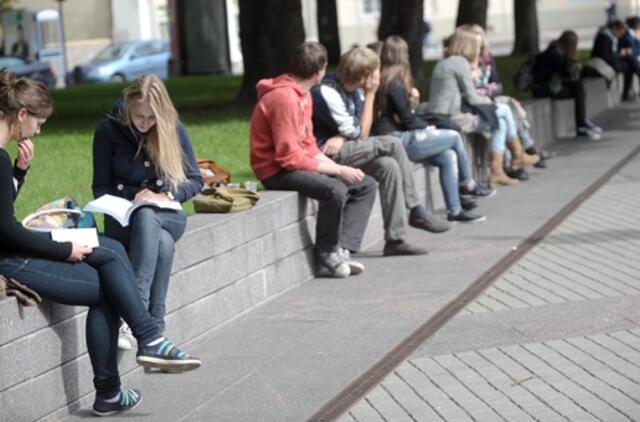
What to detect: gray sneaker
<box><xmin>338</xmin><ymin>247</ymin><xmax>365</xmax><ymax>275</ymax></box>
<box><xmin>316</xmin><ymin>248</ymin><xmax>350</xmax><ymax>278</ymax></box>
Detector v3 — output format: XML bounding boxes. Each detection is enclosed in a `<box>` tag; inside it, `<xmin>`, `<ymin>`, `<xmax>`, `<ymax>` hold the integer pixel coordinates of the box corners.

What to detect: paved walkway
<box><xmin>61</xmin><ymin>104</ymin><xmax>640</xmax><ymax>421</ymax></box>
<box><xmin>340</xmin><ymin>148</ymin><xmax>640</xmax><ymax>421</ymax></box>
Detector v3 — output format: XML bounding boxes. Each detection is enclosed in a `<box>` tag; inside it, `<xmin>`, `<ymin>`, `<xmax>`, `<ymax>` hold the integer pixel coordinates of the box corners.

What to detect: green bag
<box><xmin>193</xmin><ymin>185</ymin><xmax>260</xmax><ymax>213</ymax></box>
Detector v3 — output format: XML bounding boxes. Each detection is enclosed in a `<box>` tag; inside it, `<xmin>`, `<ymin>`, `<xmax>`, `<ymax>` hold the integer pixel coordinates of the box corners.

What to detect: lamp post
<box><xmin>56</xmin><ymin>0</ymin><xmax>68</xmax><ymax>86</ymax></box>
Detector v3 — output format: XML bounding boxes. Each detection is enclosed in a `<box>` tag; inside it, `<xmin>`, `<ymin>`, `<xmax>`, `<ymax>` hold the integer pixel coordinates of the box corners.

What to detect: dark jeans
<box><xmin>262</xmin><ymin>170</ymin><xmax>377</xmax><ymax>252</ymax></box>
<box><xmin>533</xmin><ymin>80</ymin><xmax>587</xmax><ymax>128</ymax></box>
<box><xmin>0</xmin><ymin>237</ymin><xmax>161</xmax><ymax>398</ymax></box>
<box><xmin>104</xmin><ymin>208</ymin><xmax>187</xmax><ymax>332</ymax></box>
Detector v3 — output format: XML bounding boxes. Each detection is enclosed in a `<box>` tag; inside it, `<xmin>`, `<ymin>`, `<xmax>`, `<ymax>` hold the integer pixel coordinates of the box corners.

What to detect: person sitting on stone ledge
<box><xmin>310</xmin><ymin>46</ymin><xmax>446</xmax><ymax>255</ymax></box>
<box><xmin>249</xmin><ymin>42</ymin><xmax>377</xmax><ymax>277</ymax></box>
<box><xmin>0</xmin><ymin>69</ymin><xmax>201</xmax><ymax>418</ymax></box>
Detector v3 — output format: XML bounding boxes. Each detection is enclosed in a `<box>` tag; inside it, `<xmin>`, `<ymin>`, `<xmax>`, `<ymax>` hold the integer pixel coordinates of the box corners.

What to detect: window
<box><xmin>362</xmin><ymin>0</ymin><xmax>381</xmax><ymax>14</ymax></box>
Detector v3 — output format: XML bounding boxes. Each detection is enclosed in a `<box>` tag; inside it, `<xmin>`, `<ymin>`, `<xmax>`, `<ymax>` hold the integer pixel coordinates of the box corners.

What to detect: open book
<box><xmin>51</xmin><ymin>228</ymin><xmax>100</xmax><ymax>248</ymax></box>
<box><xmin>85</xmin><ymin>194</ymin><xmax>182</xmax><ymax>227</ymax></box>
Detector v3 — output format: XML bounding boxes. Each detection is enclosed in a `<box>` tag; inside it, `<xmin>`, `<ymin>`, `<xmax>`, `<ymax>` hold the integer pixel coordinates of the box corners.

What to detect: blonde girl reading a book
<box><xmin>0</xmin><ymin>69</ymin><xmax>201</xmax><ymax>416</ymax></box>
<box><xmin>92</xmin><ymin>74</ymin><xmax>203</xmax><ymax>349</ymax></box>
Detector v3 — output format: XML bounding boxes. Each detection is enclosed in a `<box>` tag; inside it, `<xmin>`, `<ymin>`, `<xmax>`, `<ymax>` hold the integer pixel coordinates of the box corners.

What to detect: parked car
<box><xmin>0</xmin><ymin>56</ymin><xmax>57</xmax><ymax>89</ymax></box>
<box><xmin>68</xmin><ymin>39</ymin><xmax>170</xmax><ymax>85</ymax></box>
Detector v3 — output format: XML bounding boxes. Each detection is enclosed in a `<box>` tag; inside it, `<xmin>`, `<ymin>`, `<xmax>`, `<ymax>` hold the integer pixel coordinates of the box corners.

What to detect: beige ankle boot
<box><xmin>490</xmin><ymin>152</ymin><xmax>519</xmax><ymax>187</ymax></box>
<box><xmin>508</xmin><ymin>138</ymin><xmax>540</xmax><ymax>169</ymax></box>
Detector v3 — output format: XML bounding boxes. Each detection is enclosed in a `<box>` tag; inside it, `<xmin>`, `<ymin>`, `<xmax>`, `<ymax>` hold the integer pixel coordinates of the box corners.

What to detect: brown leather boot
<box><xmin>490</xmin><ymin>152</ymin><xmax>519</xmax><ymax>187</ymax></box>
<box><xmin>508</xmin><ymin>138</ymin><xmax>540</xmax><ymax>169</ymax></box>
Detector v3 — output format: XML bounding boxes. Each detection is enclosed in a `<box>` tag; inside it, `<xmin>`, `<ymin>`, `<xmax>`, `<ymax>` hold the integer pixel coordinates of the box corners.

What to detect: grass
<box><xmin>12</xmin><ymin>50</ymin><xmax>588</xmax><ymax>220</ymax></box>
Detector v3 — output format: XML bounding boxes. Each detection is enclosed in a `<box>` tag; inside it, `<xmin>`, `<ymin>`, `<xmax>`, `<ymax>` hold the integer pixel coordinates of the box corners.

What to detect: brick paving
<box><xmin>339</xmin><ymin>155</ymin><xmax>640</xmax><ymax>421</ymax></box>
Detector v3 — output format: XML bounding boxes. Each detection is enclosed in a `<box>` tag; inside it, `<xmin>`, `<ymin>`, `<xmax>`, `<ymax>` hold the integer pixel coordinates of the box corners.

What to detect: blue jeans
<box><xmin>105</xmin><ymin>208</ymin><xmax>187</xmax><ymax>333</ymax></box>
<box><xmin>0</xmin><ymin>237</ymin><xmax>161</xmax><ymax>398</ymax></box>
<box><xmin>488</xmin><ymin>103</ymin><xmax>517</xmax><ymax>153</ymax></box>
<box><xmin>396</xmin><ymin>128</ymin><xmax>472</xmax><ymax>215</ymax></box>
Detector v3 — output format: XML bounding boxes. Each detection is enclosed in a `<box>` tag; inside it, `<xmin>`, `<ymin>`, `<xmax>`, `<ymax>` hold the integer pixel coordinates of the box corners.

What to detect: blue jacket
<box><xmin>92</xmin><ymin>101</ymin><xmax>203</xmax><ymax>202</ymax></box>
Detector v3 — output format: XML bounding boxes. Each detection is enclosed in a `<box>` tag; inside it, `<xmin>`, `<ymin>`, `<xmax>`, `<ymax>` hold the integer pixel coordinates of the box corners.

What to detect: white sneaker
<box><xmin>316</xmin><ymin>249</ymin><xmax>350</xmax><ymax>278</ymax></box>
<box><xmin>118</xmin><ymin>323</ymin><xmax>136</xmax><ymax>351</ymax></box>
<box><xmin>338</xmin><ymin>247</ymin><xmax>365</xmax><ymax>275</ymax></box>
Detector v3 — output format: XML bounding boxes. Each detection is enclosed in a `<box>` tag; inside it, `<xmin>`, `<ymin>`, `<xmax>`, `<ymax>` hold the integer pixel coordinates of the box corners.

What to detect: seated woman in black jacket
<box><xmin>373</xmin><ymin>35</ymin><xmax>494</xmax><ymax>223</ymax></box>
<box><xmin>532</xmin><ymin>30</ymin><xmax>602</xmax><ymax>141</ymax></box>
<box><xmin>0</xmin><ymin>70</ymin><xmax>200</xmax><ymax>417</ymax></box>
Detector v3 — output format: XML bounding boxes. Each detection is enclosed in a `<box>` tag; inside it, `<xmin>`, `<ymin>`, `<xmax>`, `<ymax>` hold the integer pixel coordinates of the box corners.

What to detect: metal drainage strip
<box><xmin>307</xmin><ymin>142</ymin><xmax>640</xmax><ymax>422</ymax></box>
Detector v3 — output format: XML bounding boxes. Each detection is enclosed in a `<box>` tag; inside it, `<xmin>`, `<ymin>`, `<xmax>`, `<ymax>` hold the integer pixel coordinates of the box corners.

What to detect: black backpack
<box><xmin>513</xmin><ymin>56</ymin><xmax>536</xmax><ymax>91</ymax></box>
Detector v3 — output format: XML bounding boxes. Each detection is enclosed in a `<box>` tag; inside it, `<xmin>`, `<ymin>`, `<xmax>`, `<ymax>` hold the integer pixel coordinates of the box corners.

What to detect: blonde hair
<box><xmin>445</xmin><ymin>29</ymin><xmax>480</xmax><ymax>63</ymax></box>
<box><xmin>458</xmin><ymin>23</ymin><xmax>489</xmax><ymax>56</ymax></box>
<box><xmin>120</xmin><ymin>74</ymin><xmax>186</xmax><ymax>190</ymax></box>
<box><xmin>337</xmin><ymin>47</ymin><xmax>380</xmax><ymax>85</ymax></box>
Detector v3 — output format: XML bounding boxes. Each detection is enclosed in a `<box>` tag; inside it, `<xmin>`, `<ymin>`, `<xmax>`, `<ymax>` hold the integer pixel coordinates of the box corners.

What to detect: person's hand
<box><xmin>363</xmin><ymin>68</ymin><xmax>380</xmax><ymax>94</ymax></box>
<box><xmin>16</xmin><ymin>139</ymin><xmax>34</xmax><ymax>170</ymax></box>
<box><xmin>134</xmin><ymin>188</ymin><xmax>170</xmax><ymax>204</ymax></box>
<box><xmin>321</xmin><ymin>135</ymin><xmax>345</xmax><ymax>156</ymax></box>
<box><xmin>337</xmin><ymin>165</ymin><xmax>365</xmax><ymax>184</ymax></box>
<box><xmin>67</xmin><ymin>243</ymin><xmax>93</xmax><ymax>262</ymax></box>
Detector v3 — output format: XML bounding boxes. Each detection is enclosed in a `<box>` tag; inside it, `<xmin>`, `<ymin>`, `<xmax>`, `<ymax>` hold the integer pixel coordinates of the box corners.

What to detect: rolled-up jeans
<box><xmin>477</xmin><ymin>103</ymin><xmax>518</xmax><ymax>153</ymax></box>
<box><xmin>0</xmin><ymin>236</ymin><xmax>162</xmax><ymax>398</ymax></box>
<box><xmin>105</xmin><ymin>207</ymin><xmax>187</xmax><ymax>333</ymax></box>
<box><xmin>395</xmin><ymin>128</ymin><xmax>472</xmax><ymax>214</ymax></box>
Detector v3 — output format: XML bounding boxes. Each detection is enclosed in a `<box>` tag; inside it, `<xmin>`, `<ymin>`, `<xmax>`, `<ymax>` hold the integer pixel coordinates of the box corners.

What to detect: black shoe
<box><xmin>459</xmin><ymin>184</ymin><xmax>496</xmax><ymax>198</ymax></box>
<box><xmin>447</xmin><ymin>211</ymin><xmax>486</xmax><ymax>223</ymax></box>
<box><xmin>506</xmin><ymin>167</ymin><xmax>530</xmax><ymax>181</ymax></box>
<box><xmin>409</xmin><ymin>214</ymin><xmax>450</xmax><ymax>233</ymax></box>
<box><xmin>383</xmin><ymin>240</ymin><xmax>429</xmax><ymax>256</ymax></box>
<box><xmin>526</xmin><ymin>146</ymin><xmax>553</xmax><ymax>160</ymax></box>
<box><xmin>534</xmin><ymin>158</ymin><xmax>547</xmax><ymax>169</ymax></box>
<box><xmin>461</xmin><ymin>196</ymin><xmax>478</xmax><ymax>210</ymax></box>
<box><xmin>93</xmin><ymin>389</ymin><xmax>142</xmax><ymax>417</ymax></box>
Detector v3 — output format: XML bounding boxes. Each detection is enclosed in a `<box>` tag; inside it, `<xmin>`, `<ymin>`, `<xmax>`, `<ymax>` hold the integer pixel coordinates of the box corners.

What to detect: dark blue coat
<box><xmin>92</xmin><ymin>101</ymin><xmax>203</xmax><ymax>202</ymax></box>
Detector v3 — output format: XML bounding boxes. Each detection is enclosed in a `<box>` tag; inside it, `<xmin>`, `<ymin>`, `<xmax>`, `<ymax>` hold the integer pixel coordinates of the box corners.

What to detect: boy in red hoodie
<box><xmin>250</xmin><ymin>42</ymin><xmax>377</xmax><ymax>278</ymax></box>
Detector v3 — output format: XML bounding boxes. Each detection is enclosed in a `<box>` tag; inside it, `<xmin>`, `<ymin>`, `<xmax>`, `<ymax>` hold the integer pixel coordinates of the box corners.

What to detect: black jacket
<box><xmin>372</xmin><ymin>78</ymin><xmax>428</xmax><ymax>136</ymax></box>
<box><xmin>531</xmin><ymin>41</ymin><xmax>575</xmax><ymax>96</ymax></box>
<box><xmin>591</xmin><ymin>28</ymin><xmax>621</xmax><ymax>71</ymax></box>
<box><xmin>92</xmin><ymin>101</ymin><xmax>203</xmax><ymax>202</ymax></box>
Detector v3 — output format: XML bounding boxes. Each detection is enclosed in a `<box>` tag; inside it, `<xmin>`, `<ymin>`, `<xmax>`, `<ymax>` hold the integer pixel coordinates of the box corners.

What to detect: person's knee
<box><xmin>98</xmin><ymin>236</ymin><xmax>128</xmax><ymax>256</ymax></box>
<box><xmin>131</xmin><ymin>207</ymin><xmax>160</xmax><ymax>227</ymax></box>
<box><xmin>320</xmin><ymin>179</ymin><xmax>349</xmax><ymax>204</ymax></box>
<box><xmin>157</xmin><ymin>230</ymin><xmax>176</xmax><ymax>260</ymax></box>
<box><xmin>372</xmin><ymin>156</ymin><xmax>401</xmax><ymax>181</ymax></box>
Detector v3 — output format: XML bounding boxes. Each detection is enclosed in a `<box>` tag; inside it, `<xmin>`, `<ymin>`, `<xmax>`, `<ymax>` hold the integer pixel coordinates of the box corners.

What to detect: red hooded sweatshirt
<box><xmin>250</xmin><ymin>74</ymin><xmax>322</xmax><ymax>181</ymax></box>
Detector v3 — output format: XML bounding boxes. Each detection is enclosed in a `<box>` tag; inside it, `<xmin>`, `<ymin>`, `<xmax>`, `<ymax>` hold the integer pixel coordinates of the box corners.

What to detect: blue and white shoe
<box><xmin>93</xmin><ymin>388</ymin><xmax>142</xmax><ymax>416</ymax></box>
<box><xmin>136</xmin><ymin>338</ymin><xmax>201</xmax><ymax>373</ymax></box>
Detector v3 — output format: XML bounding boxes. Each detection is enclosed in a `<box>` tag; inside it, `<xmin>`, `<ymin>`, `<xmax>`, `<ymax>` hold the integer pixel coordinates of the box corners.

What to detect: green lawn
<box><xmin>10</xmin><ymin>51</ymin><xmax>579</xmax><ymax>220</ymax></box>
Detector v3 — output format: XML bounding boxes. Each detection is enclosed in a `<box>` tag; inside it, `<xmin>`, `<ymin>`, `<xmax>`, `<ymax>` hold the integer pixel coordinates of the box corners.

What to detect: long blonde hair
<box><xmin>121</xmin><ymin>74</ymin><xmax>186</xmax><ymax>190</ymax></box>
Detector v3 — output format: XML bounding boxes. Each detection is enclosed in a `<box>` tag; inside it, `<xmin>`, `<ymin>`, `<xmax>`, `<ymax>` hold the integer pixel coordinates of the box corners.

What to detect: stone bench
<box><xmin>0</xmin><ymin>160</ymin><xmax>447</xmax><ymax>421</ymax></box>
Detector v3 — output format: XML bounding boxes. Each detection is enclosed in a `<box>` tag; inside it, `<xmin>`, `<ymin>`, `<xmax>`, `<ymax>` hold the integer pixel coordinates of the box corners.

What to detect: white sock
<box><xmin>146</xmin><ymin>337</ymin><xmax>165</xmax><ymax>347</ymax></box>
<box><xmin>103</xmin><ymin>391</ymin><xmax>121</xmax><ymax>403</ymax></box>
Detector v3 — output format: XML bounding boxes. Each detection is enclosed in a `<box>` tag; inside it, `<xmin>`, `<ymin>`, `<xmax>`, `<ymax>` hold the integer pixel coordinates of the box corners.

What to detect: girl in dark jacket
<box><xmin>0</xmin><ymin>70</ymin><xmax>200</xmax><ymax>417</ymax></box>
<box><xmin>92</xmin><ymin>74</ymin><xmax>203</xmax><ymax>348</ymax></box>
<box><xmin>374</xmin><ymin>35</ymin><xmax>493</xmax><ymax>223</ymax></box>
<box><xmin>532</xmin><ymin>31</ymin><xmax>602</xmax><ymax>140</ymax></box>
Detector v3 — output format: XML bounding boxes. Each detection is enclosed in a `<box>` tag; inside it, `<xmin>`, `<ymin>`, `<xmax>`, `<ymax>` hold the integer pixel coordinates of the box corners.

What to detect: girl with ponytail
<box><xmin>0</xmin><ymin>69</ymin><xmax>201</xmax><ymax>417</ymax></box>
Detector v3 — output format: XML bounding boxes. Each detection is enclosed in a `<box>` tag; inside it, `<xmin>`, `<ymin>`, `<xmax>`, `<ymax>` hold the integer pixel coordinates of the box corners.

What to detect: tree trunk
<box><xmin>377</xmin><ymin>0</ymin><xmax>424</xmax><ymax>80</ymax></box>
<box><xmin>237</xmin><ymin>0</ymin><xmax>305</xmax><ymax>102</ymax></box>
<box><xmin>512</xmin><ymin>0</ymin><xmax>539</xmax><ymax>55</ymax></box>
<box><xmin>455</xmin><ymin>0</ymin><xmax>488</xmax><ymax>29</ymax></box>
<box><xmin>317</xmin><ymin>0</ymin><xmax>341</xmax><ymax>66</ymax></box>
